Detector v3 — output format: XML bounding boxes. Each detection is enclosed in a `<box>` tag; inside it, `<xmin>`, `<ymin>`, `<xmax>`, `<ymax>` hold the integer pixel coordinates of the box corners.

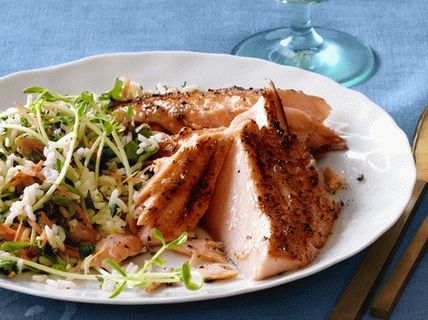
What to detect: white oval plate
<box><xmin>0</xmin><ymin>51</ymin><xmax>416</xmax><ymax>304</ymax></box>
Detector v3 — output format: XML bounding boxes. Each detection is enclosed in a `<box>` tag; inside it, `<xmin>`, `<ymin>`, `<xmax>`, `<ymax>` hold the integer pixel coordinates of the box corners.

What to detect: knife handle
<box><xmin>329</xmin><ymin>180</ymin><xmax>426</xmax><ymax>320</ymax></box>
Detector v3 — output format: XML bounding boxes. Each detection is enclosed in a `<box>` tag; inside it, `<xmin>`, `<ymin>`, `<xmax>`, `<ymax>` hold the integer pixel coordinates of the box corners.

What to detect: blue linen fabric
<box><xmin>0</xmin><ymin>0</ymin><xmax>427</xmax><ymax>319</ymax></box>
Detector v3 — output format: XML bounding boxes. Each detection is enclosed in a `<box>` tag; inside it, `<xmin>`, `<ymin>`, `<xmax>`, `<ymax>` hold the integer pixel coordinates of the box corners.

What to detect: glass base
<box><xmin>232</xmin><ymin>27</ymin><xmax>376</xmax><ymax>87</ymax></box>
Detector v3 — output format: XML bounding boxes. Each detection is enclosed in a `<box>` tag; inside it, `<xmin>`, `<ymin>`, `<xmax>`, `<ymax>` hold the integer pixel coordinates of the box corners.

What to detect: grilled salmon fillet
<box><xmin>203</xmin><ymin>88</ymin><xmax>342</xmax><ymax>280</ymax></box>
<box><xmin>113</xmin><ymin>88</ymin><xmax>346</xmax><ymax>156</ymax></box>
<box><xmin>133</xmin><ymin>130</ymin><xmax>232</xmax><ymax>240</ymax></box>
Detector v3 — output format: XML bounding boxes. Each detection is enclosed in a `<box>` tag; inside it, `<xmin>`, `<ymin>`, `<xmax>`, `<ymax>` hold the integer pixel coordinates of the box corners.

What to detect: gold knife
<box><xmin>329</xmin><ymin>107</ymin><xmax>428</xmax><ymax>320</ymax></box>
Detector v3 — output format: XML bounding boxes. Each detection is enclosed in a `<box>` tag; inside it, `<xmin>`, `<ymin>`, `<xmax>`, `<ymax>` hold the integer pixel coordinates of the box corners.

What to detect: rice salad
<box><xmin>0</xmin><ymin>78</ymin><xmax>201</xmax><ymax>296</ymax></box>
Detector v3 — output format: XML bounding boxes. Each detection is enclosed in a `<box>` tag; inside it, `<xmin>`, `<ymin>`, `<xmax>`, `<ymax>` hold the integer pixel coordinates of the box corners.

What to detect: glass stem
<box><xmin>287</xmin><ymin>3</ymin><xmax>323</xmax><ymax>51</ymax></box>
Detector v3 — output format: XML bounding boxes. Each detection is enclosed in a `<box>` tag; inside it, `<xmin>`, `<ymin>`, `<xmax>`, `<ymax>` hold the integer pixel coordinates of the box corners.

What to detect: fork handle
<box><xmin>330</xmin><ymin>180</ymin><xmax>426</xmax><ymax>320</ymax></box>
<box><xmin>370</xmin><ymin>211</ymin><xmax>428</xmax><ymax>319</ymax></box>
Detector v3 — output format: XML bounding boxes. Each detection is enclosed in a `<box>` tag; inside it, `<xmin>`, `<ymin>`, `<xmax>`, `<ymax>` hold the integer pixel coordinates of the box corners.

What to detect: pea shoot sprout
<box><xmin>0</xmin><ymin>78</ymin><xmax>202</xmax><ymax>296</ymax></box>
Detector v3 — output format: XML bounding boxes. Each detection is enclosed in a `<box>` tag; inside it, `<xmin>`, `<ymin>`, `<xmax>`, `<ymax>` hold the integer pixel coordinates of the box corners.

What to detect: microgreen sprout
<box><xmin>0</xmin><ymin>230</ymin><xmax>202</xmax><ymax>298</ymax></box>
<box><xmin>0</xmin><ymin>79</ymin><xmax>194</xmax><ymax>297</ymax></box>
<box><xmin>0</xmin><ymin>241</ymin><xmax>30</xmax><ymax>251</ymax></box>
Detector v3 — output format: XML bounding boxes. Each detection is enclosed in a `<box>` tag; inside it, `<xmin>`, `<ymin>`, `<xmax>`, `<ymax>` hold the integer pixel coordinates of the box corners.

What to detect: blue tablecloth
<box><xmin>0</xmin><ymin>0</ymin><xmax>427</xmax><ymax>319</ymax></box>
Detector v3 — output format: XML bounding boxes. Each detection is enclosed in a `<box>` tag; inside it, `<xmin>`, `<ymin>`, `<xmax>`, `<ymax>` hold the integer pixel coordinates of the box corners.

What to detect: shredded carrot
<box><xmin>33</xmin><ymin>160</ymin><xmax>45</xmax><ymax>182</ymax></box>
<box><xmin>13</xmin><ymin>221</ymin><xmax>23</xmax><ymax>242</ymax></box>
<box><xmin>75</xmin><ymin>205</ymin><xmax>92</xmax><ymax>227</ymax></box>
<box><xmin>39</xmin><ymin>211</ymin><xmax>53</xmax><ymax>228</ymax></box>
<box><xmin>57</xmin><ymin>185</ymin><xmax>75</xmax><ymax>200</ymax></box>
<box><xmin>12</xmin><ymin>220</ymin><xmax>29</xmax><ymax>242</ymax></box>
<box><xmin>28</xmin><ymin>221</ymin><xmax>42</xmax><ymax>235</ymax></box>
<box><xmin>10</xmin><ymin>172</ymin><xmax>36</xmax><ymax>194</ymax></box>
<box><xmin>26</xmin><ymin>246</ymin><xmax>38</xmax><ymax>257</ymax></box>
<box><xmin>0</xmin><ymin>223</ymin><xmax>17</xmax><ymax>241</ymax></box>
<box><xmin>18</xmin><ymin>249</ymin><xmax>31</xmax><ymax>260</ymax></box>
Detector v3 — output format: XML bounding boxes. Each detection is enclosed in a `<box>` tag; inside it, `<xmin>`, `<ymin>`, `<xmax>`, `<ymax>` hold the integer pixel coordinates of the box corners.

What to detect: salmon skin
<box><xmin>203</xmin><ymin>88</ymin><xmax>343</xmax><ymax>280</ymax></box>
<box><xmin>113</xmin><ymin>87</ymin><xmax>346</xmax><ymax>157</ymax></box>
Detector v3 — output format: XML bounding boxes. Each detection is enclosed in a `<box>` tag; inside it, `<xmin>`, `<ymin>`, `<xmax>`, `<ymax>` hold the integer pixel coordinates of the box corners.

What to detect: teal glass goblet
<box><xmin>232</xmin><ymin>0</ymin><xmax>376</xmax><ymax>87</ymax></box>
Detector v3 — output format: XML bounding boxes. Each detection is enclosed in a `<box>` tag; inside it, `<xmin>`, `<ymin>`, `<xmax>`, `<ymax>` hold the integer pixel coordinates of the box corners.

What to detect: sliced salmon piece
<box><xmin>15</xmin><ymin>135</ymin><xmax>45</xmax><ymax>159</ymax></box>
<box><xmin>279</xmin><ymin>89</ymin><xmax>331</xmax><ymax>122</ymax></box>
<box><xmin>285</xmin><ymin>108</ymin><xmax>346</xmax><ymax>157</ymax></box>
<box><xmin>113</xmin><ymin>88</ymin><xmax>346</xmax><ymax>156</ymax></box>
<box><xmin>114</xmin><ymin>88</ymin><xmax>252</xmax><ymax>133</ymax></box>
<box><xmin>196</xmin><ymin>263</ymin><xmax>238</xmax><ymax>282</ymax></box>
<box><xmin>172</xmin><ymin>237</ymin><xmax>238</xmax><ymax>282</ymax></box>
<box><xmin>323</xmin><ymin>166</ymin><xmax>345</xmax><ymax>194</ymax></box>
<box><xmin>203</xmin><ymin>88</ymin><xmax>342</xmax><ymax>280</ymax></box>
<box><xmin>133</xmin><ymin>130</ymin><xmax>233</xmax><ymax>240</ymax></box>
<box><xmin>91</xmin><ymin>233</ymin><xmax>144</xmax><ymax>267</ymax></box>
<box><xmin>172</xmin><ymin>238</ymin><xmax>228</xmax><ymax>265</ymax></box>
<box><xmin>144</xmin><ymin>282</ymin><xmax>165</xmax><ymax>293</ymax></box>
<box><xmin>68</xmin><ymin>219</ymin><xmax>98</xmax><ymax>244</ymax></box>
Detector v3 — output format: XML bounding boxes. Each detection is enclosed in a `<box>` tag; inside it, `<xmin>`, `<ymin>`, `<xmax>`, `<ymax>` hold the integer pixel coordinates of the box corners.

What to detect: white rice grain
<box><xmin>6</xmin><ymin>183</ymin><xmax>43</xmax><ymax>224</ymax></box>
<box><xmin>44</xmin><ymin>224</ymin><xmax>66</xmax><ymax>251</ymax></box>
<box><xmin>46</xmin><ymin>279</ymin><xmax>76</xmax><ymax>289</ymax></box>
<box><xmin>32</xmin><ymin>274</ymin><xmax>48</xmax><ymax>283</ymax></box>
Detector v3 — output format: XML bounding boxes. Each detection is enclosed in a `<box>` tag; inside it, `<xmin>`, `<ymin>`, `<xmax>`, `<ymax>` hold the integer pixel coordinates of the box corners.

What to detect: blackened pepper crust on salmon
<box><xmin>204</xmin><ymin>87</ymin><xmax>343</xmax><ymax>280</ymax></box>
<box><xmin>240</xmin><ymin>120</ymin><xmax>341</xmax><ymax>261</ymax></box>
<box><xmin>114</xmin><ymin>87</ymin><xmax>254</xmax><ymax>133</ymax></box>
<box><xmin>113</xmin><ymin>87</ymin><xmax>346</xmax><ymax>157</ymax></box>
<box><xmin>134</xmin><ymin>131</ymin><xmax>232</xmax><ymax>240</ymax></box>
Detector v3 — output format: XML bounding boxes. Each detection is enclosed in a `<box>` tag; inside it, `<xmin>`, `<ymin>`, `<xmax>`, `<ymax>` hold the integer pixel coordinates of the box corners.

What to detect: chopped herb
<box><xmin>109</xmin><ymin>203</ymin><xmax>117</xmax><ymax>216</ymax></box>
<box><xmin>127</xmin><ymin>106</ymin><xmax>134</xmax><ymax>119</ymax></box>
<box><xmin>0</xmin><ymin>260</ymin><xmax>16</xmax><ymax>275</ymax></box>
<box><xmin>138</xmin><ymin>144</ymin><xmax>159</xmax><ymax>162</ymax></box>
<box><xmin>79</xmin><ymin>244</ymin><xmax>95</xmax><ymax>259</ymax></box>
<box><xmin>55</xmin><ymin>159</ymin><xmax>63</xmax><ymax>172</ymax></box>
<box><xmin>51</xmin><ymin>263</ymin><xmax>66</xmax><ymax>271</ymax></box>
<box><xmin>20</xmin><ymin>116</ymin><xmax>30</xmax><ymax>127</ymax></box>
<box><xmin>84</xmin><ymin>191</ymin><xmax>96</xmax><ymax>210</ymax></box>
<box><xmin>30</xmin><ymin>150</ymin><xmax>43</xmax><ymax>162</ymax></box>
<box><xmin>101</xmin><ymin>146</ymin><xmax>116</xmax><ymax>160</ymax></box>
<box><xmin>99</xmin><ymin>78</ymin><xmax>124</xmax><ymax>101</ymax></box>
<box><xmin>51</xmin><ymin>195</ymin><xmax>74</xmax><ymax>206</ymax></box>
<box><xmin>144</xmin><ymin>169</ymin><xmax>155</xmax><ymax>180</ymax></box>
<box><xmin>140</xmin><ymin>125</ymin><xmax>152</xmax><ymax>138</ymax></box>
<box><xmin>37</xmin><ymin>244</ymin><xmax>57</xmax><ymax>264</ymax></box>
<box><xmin>63</xmin><ymin>182</ymin><xmax>81</xmax><ymax>198</ymax></box>
<box><xmin>124</xmin><ymin>140</ymin><xmax>139</xmax><ymax>161</ymax></box>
